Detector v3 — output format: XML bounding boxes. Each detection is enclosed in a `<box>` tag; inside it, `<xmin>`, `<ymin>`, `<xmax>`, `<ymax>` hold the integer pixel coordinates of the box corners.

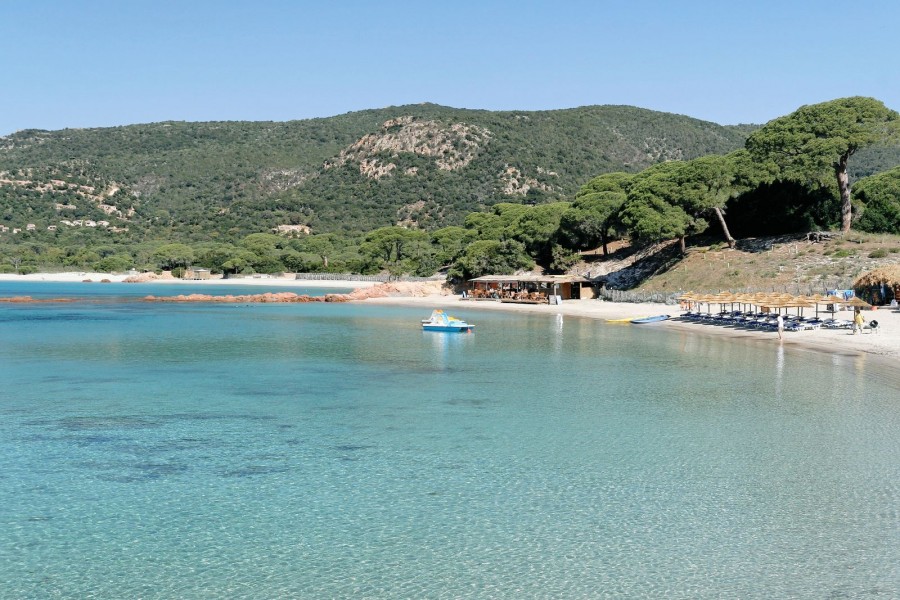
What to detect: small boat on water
<box><xmin>421</xmin><ymin>309</ymin><xmax>475</xmax><ymax>333</ymax></box>
<box><xmin>630</xmin><ymin>314</ymin><xmax>670</xmax><ymax>324</ymax></box>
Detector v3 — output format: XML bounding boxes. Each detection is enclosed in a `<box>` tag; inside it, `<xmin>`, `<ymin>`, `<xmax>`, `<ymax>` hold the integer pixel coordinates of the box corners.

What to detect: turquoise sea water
<box><xmin>1</xmin><ymin>282</ymin><xmax>899</xmax><ymax>598</ymax></box>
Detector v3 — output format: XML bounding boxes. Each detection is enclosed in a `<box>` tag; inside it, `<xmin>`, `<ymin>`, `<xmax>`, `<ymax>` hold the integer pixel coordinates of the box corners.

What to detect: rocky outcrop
<box><xmin>344</xmin><ymin>281</ymin><xmax>448</xmax><ymax>300</ymax></box>
<box><xmin>498</xmin><ymin>165</ymin><xmax>557</xmax><ymax>196</ymax></box>
<box><xmin>0</xmin><ymin>170</ymin><xmax>134</xmax><ymax>227</ymax></box>
<box><xmin>123</xmin><ymin>272</ymin><xmax>177</xmax><ymax>283</ymax></box>
<box><xmin>258</xmin><ymin>168</ymin><xmax>309</xmax><ymax>193</ymax></box>
<box><xmin>0</xmin><ymin>296</ymin><xmax>78</xmax><ymax>303</ymax></box>
<box><xmin>324</xmin><ymin>116</ymin><xmax>491</xmax><ymax>179</ymax></box>
<box><xmin>0</xmin><ymin>280</ymin><xmax>449</xmax><ymax>305</ymax></box>
<box><xmin>142</xmin><ymin>281</ymin><xmax>449</xmax><ymax>303</ymax></box>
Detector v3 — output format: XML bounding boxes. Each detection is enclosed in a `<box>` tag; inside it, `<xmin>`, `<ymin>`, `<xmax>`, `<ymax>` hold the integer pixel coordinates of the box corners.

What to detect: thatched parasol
<box><xmin>844</xmin><ymin>296</ymin><xmax>873</xmax><ymax>309</ymax></box>
<box><xmin>782</xmin><ymin>297</ymin><xmax>817</xmax><ymax>317</ymax></box>
<box><xmin>853</xmin><ymin>265</ymin><xmax>900</xmax><ymax>288</ymax></box>
<box><xmin>810</xmin><ymin>294</ymin><xmax>847</xmax><ymax>316</ymax></box>
<box><xmin>801</xmin><ymin>294</ymin><xmax>828</xmax><ymax>317</ymax></box>
<box><xmin>677</xmin><ymin>292</ymin><xmax>698</xmax><ymax>310</ymax></box>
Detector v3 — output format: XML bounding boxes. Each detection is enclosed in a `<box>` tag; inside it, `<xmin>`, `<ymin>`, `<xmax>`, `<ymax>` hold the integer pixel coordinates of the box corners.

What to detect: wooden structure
<box><xmin>854</xmin><ymin>266</ymin><xmax>900</xmax><ymax>306</ymax></box>
<box><xmin>465</xmin><ymin>275</ymin><xmax>593</xmax><ymax>303</ymax></box>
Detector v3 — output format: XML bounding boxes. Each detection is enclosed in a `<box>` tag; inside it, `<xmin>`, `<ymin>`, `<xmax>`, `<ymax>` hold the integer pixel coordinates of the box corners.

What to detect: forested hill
<box><xmin>0</xmin><ymin>104</ymin><xmax>756</xmax><ymax>241</ymax></box>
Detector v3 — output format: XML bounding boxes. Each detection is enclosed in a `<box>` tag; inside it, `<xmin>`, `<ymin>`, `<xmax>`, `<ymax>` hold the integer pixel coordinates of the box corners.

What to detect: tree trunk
<box><xmin>679</xmin><ymin>236</ymin><xmax>686</xmax><ymax>254</ymax></box>
<box><xmin>836</xmin><ymin>153</ymin><xmax>852</xmax><ymax>233</ymax></box>
<box><xmin>712</xmin><ymin>206</ymin><xmax>736</xmax><ymax>248</ymax></box>
<box><xmin>600</xmin><ymin>232</ymin><xmax>609</xmax><ymax>257</ymax></box>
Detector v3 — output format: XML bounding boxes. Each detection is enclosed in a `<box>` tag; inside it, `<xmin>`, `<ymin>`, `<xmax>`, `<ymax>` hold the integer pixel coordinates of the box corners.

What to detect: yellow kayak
<box><xmin>606</xmin><ymin>317</ymin><xmax>642</xmax><ymax>323</ymax></box>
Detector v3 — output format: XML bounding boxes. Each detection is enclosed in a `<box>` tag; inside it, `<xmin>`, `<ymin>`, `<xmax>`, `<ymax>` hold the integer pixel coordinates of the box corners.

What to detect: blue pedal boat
<box><xmin>421</xmin><ymin>309</ymin><xmax>475</xmax><ymax>333</ymax></box>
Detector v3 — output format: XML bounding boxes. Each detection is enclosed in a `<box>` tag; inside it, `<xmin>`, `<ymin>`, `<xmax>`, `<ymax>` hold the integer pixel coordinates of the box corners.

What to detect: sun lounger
<box><xmin>822</xmin><ymin>319</ymin><xmax>853</xmax><ymax>329</ymax></box>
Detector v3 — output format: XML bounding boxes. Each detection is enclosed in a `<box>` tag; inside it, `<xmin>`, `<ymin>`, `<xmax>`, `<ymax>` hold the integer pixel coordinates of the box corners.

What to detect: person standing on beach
<box><xmin>776</xmin><ymin>313</ymin><xmax>784</xmax><ymax>341</ymax></box>
<box><xmin>853</xmin><ymin>307</ymin><xmax>865</xmax><ymax>334</ymax></box>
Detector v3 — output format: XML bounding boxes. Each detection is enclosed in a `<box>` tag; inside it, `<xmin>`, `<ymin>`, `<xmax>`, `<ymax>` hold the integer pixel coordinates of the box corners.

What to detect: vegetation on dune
<box><xmin>630</xmin><ymin>232</ymin><xmax>900</xmax><ymax>294</ymax></box>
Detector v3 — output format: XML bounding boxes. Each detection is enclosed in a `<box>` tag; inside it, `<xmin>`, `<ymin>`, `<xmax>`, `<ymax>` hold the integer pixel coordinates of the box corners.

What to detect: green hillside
<box><xmin>0</xmin><ymin>104</ymin><xmax>753</xmax><ymax>241</ymax></box>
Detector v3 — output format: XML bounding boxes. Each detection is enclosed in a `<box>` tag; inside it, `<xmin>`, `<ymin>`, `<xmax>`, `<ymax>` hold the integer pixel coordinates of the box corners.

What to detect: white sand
<box><xmin>0</xmin><ymin>272</ymin><xmax>380</xmax><ymax>288</ymax></box>
<box><xmin>362</xmin><ymin>293</ymin><xmax>900</xmax><ymax>364</ymax></box>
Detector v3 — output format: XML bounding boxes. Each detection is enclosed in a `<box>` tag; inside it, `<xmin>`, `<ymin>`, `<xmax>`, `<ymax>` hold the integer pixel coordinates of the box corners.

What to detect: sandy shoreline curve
<box><xmin>2</xmin><ymin>272</ymin><xmax>898</xmax><ymax>365</ymax></box>
<box><xmin>359</xmin><ymin>284</ymin><xmax>900</xmax><ymax>365</ymax></box>
<box><xmin>0</xmin><ymin>272</ymin><xmax>380</xmax><ymax>288</ymax></box>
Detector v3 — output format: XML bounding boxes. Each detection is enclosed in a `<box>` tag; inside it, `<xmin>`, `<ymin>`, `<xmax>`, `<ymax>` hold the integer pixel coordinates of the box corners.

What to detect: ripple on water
<box><xmin>2</xmin><ymin>300</ymin><xmax>900</xmax><ymax>598</ymax></box>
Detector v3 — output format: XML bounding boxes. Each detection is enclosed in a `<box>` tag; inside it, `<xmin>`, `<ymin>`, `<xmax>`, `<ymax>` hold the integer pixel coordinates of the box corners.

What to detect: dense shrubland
<box><xmin>1</xmin><ymin>98</ymin><xmax>899</xmax><ymax>282</ymax></box>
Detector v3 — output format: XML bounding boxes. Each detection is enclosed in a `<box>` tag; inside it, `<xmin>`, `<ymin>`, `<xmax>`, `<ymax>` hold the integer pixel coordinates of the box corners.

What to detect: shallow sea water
<box><xmin>1</xmin><ymin>283</ymin><xmax>899</xmax><ymax>598</ymax></box>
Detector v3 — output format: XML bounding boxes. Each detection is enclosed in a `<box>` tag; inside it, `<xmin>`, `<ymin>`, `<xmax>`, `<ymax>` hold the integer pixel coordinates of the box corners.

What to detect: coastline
<box><xmin>360</xmin><ymin>292</ymin><xmax>900</xmax><ymax>365</ymax></box>
<box><xmin>2</xmin><ymin>272</ymin><xmax>897</xmax><ymax>365</ymax></box>
<box><xmin>0</xmin><ymin>272</ymin><xmax>380</xmax><ymax>288</ymax></box>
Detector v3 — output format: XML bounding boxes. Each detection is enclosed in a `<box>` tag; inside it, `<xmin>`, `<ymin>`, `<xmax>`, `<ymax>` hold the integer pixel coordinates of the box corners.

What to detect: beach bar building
<box><xmin>466</xmin><ymin>274</ymin><xmax>594</xmax><ymax>303</ymax></box>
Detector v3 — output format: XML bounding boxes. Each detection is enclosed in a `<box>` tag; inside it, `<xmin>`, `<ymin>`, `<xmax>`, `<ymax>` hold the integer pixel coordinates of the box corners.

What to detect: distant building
<box><xmin>465</xmin><ymin>274</ymin><xmax>594</xmax><ymax>303</ymax></box>
<box><xmin>184</xmin><ymin>268</ymin><xmax>212</xmax><ymax>280</ymax></box>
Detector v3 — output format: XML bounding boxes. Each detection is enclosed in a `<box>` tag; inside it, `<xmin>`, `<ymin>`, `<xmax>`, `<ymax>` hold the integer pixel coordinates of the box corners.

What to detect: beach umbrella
<box><xmin>703</xmin><ymin>294</ymin><xmax>719</xmax><ymax>312</ymax></box>
<box><xmin>733</xmin><ymin>293</ymin><xmax>754</xmax><ymax>313</ymax></box>
<box><xmin>818</xmin><ymin>294</ymin><xmax>846</xmax><ymax>316</ymax></box>
<box><xmin>696</xmin><ymin>294</ymin><xmax>716</xmax><ymax>313</ymax></box>
<box><xmin>844</xmin><ymin>296</ymin><xmax>873</xmax><ymax>309</ymax></box>
<box><xmin>783</xmin><ymin>297</ymin><xmax>816</xmax><ymax>317</ymax></box>
<box><xmin>805</xmin><ymin>294</ymin><xmax>828</xmax><ymax>317</ymax></box>
<box><xmin>711</xmin><ymin>292</ymin><xmax>737</xmax><ymax>312</ymax></box>
<box><xmin>677</xmin><ymin>292</ymin><xmax>700</xmax><ymax>310</ymax></box>
<box><xmin>747</xmin><ymin>292</ymin><xmax>777</xmax><ymax>314</ymax></box>
<box><xmin>758</xmin><ymin>298</ymin><xmax>788</xmax><ymax>317</ymax></box>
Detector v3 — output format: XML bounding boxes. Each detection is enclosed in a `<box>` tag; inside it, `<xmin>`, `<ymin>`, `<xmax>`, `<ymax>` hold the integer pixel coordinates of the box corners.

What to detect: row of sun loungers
<box><xmin>679</xmin><ymin>311</ymin><xmax>854</xmax><ymax>332</ymax></box>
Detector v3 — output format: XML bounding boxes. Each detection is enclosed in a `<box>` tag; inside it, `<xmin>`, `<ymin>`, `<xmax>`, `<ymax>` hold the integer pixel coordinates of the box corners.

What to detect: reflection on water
<box><xmin>775</xmin><ymin>344</ymin><xmax>785</xmax><ymax>400</ymax></box>
<box><xmin>553</xmin><ymin>313</ymin><xmax>564</xmax><ymax>353</ymax></box>
<box><xmin>426</xmin><ymin>328</ymin><xmax>474</xmax><ymax>371</ymax></box>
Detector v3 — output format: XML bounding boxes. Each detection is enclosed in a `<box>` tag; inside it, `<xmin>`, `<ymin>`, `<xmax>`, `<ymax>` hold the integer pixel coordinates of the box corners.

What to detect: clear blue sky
<box><xmin>2</xmin><ymin>0</ymin><xmax>898</xmax><ymax>135</ymax></box>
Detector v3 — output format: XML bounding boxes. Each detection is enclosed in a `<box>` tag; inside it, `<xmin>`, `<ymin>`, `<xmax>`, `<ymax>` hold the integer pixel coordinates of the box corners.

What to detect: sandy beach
<box><xmin>0</xmin><ymin>272</ymin><xmax>381</xmax><ymax>288</ymax></box>
<box><xmin>2</xmin><ymin>272</ymin><xmax>898</xmax><ymax>365</ymax></box>
<box><xmin>362</xmin><ymin>287</ymin><xmax>900</xmax><ymax>365</ymax></box>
